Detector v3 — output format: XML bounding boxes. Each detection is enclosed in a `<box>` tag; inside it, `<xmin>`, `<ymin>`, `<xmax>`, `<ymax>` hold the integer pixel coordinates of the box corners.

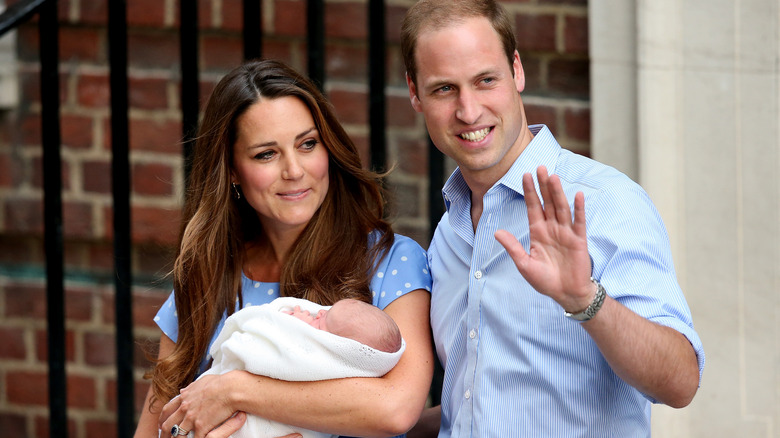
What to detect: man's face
<box><xmin>407</xmin><ymin>17</ymin><xmax>530</xmax><ymax>191</ymax></box>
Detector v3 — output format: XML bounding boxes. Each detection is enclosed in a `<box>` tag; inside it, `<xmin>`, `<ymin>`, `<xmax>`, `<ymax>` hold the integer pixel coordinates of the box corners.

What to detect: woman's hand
<box><xmin>157</xmin><ymin>290</ymin><xmax>433</xmax><ymax>437</ymax></box>
<box><xmin>159</xmin><ymin>372</ymin><xmax>246</xmax><ymax>438</ymax></box>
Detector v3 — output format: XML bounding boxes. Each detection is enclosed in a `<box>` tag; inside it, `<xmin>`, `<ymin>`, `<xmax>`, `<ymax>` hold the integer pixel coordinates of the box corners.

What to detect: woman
<box><xmin>134</xmin><ymin>60</ymin><xmax>433</xmax><ymax>438</ymax></box>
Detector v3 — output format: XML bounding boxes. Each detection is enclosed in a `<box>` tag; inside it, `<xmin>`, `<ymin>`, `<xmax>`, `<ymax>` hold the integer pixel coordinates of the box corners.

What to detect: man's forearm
<box><xmin>583</xmin><ymin>295</ymin><xmax>700</xmax><ymax>407</ymax></box>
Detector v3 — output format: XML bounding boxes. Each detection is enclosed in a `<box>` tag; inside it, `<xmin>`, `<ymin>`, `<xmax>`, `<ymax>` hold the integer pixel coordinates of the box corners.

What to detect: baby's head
<box><xmin>288</xmin><ymin>299</ymin><xmax>403</xmax><ymax>353</ymax></box>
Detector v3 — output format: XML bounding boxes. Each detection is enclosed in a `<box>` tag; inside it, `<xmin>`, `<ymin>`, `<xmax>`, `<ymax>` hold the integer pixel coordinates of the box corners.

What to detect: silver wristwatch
<box><xmin>564</xmin><ymin>278</ymin><xmax>606</xmax><ymax>321</ymax></box>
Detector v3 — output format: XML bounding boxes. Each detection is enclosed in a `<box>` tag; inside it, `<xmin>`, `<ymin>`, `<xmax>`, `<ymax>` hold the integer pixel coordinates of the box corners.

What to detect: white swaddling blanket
<box><xmin>200</xmin><ymin>296</ymin><xmax>405</xmax><ymax>438</ymax></box>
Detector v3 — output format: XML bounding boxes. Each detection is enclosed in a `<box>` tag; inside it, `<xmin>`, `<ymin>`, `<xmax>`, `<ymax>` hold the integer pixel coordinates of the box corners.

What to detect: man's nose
<box><xmin>455</xmin><ymin>89</ymin><xmax>480</xmax><ymax>124</ymax></box>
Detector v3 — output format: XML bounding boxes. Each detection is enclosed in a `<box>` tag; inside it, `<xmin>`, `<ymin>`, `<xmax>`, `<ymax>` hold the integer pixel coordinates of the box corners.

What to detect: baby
<box><xmin>200</xmin><ymin>297</ymin><xmax>405</xmax><ymax>438</ymax></box>
<box><xmin>283</xmin><ymin>298</ymin><xmax>403</xmax><ymax>354</ymax></box>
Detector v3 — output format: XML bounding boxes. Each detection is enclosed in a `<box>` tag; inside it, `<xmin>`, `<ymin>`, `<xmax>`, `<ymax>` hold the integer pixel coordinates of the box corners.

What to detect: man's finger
<box><xmin>572</xmin><ymin>191</ymin><xmax>586</xmax><ymax>237</ymax></box>
<box><xmin>495</xmin><ymin>230</ymin><xmax>527</xmax><ymax>266</ymax></box>
<box><xmin>535</xmin><ymin>166</ymin><xmax>555</xmax><ymax>221</ymax></box>
<box><xmin>522</xmin><ymin>172</ymin><xmax>545</xmax><ymax>225</ymax></box>
<box><xmin>547</xmin><ymin>174</ymin><xmax>573</xmax><ymax>225</ymax></box>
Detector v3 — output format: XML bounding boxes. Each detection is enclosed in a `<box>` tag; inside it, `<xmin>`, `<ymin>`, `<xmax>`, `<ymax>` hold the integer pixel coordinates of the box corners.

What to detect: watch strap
<box><xmin>564</xmin><ymin>278</ymin><xmax>606</xmax><ymax>322</ymax></box>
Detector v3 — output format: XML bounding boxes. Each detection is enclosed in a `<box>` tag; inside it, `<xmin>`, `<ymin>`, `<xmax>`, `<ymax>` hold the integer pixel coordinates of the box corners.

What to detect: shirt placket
<box><xmin>458</xmin><ymin>256</ymin><xmax>482</xmax><ymax>435</ymax></box>
<box><xmin>460</xmin><ymin>187</ymin><xmax>502</xmax><ymax>437</ymax></box>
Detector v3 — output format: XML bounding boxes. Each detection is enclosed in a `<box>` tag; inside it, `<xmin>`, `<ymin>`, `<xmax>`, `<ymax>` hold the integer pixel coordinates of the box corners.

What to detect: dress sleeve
<box><xmin>153</xmin><ymin>291</ymin><xmax>180</xmax><ymax>343</ymax></box>
<box><xmin>369</xmin><ymin>233</ymin><xmax>432</xmax><ymax>310</ymax></box>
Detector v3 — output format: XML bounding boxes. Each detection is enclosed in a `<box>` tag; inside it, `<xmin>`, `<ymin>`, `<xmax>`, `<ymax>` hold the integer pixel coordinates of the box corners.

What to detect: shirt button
<box><xmin>474</xmin><ymin>270</ymin><xmax>482</xmax><ymax>279</ymax></box>
<box><xmin>464</xmin><ymin>389</ymin><xmax>471</xmax><ymax>399</ymax></box>
<box><xmin>469</xmin><ymin>329</ymin><xmax>476</xmax><ymax>339</ymax></box>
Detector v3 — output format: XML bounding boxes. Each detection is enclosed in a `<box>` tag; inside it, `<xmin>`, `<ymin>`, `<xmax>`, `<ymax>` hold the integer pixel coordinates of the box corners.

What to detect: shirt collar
<box><xmin>441</xmin><ymin>124</ymin><xmax>562</xmax><ymax>211</ymax></box>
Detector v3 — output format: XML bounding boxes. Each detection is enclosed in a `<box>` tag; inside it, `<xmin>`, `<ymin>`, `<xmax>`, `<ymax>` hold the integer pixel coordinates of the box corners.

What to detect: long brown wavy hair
<box><xmin>148</xmin><ymin>59</ymin><xmax>394</xmax><ymax>408</ymax></box>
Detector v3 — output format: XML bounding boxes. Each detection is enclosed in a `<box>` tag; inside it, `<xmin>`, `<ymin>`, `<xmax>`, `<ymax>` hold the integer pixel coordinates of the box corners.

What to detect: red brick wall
<box><xmin>0</xmin><ymin>1</ymin><xmax>589</xmax><ymax>436</ymax></box>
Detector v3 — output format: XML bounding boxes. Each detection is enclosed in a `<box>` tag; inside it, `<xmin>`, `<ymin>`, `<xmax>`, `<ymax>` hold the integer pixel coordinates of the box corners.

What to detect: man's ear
<box><xmin>406</xmin><ymin>72</ymin><xmax>423</xmax><ymax>113</ymax></box>
<box><xmin>512</xmin><ymin>51</ymin><xmax>525</xmax><ymax>94</ymax></box>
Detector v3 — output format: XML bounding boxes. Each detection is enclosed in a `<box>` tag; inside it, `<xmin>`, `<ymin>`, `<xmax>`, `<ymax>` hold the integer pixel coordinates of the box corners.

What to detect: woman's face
<box><xmin>232</xmin><ymin>96</ymin><xmax>330</xmax><ymax>237</ymax></box>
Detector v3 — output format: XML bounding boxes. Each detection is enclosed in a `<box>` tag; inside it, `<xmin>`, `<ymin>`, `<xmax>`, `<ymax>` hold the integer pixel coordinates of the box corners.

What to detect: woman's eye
<box><xmin>254</xmin><ymin>150</ymin><xmax>275</xmax><ymax>161</ymax></box>
<box><xmin>301</xmin><ymin>139</ymin><xmax>318</xmax><ymax>150</ymax></box>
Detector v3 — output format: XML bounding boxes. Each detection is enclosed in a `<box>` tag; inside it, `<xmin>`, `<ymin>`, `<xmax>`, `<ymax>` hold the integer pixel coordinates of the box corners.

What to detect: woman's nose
<box><xmin>282</xmin><ymin>155</ymin><xmax>304</xmax><ymax>180</ymax></box>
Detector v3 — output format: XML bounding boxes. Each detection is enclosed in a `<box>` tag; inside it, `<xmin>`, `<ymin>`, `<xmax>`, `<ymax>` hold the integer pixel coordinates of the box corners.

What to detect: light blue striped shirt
<box><xmin>428</xmin><ymin>125</ymin><xmax>705</xmax><ymax>437</ymax></box>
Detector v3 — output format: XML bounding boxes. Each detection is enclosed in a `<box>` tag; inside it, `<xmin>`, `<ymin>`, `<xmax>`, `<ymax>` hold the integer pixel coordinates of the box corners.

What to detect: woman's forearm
<box><xmin>135</xmin><ymin>334</ymin><xmax>175</xmax><ymax>438</ymax></box>
<box><xmin>406</xmin><ymin>405</ymin><xmax>441</xmax><ymax>438</ymax></box>
<box><xmin>160</xmin><ymin>290</ymin><xmax>433</xmax><ymax>437</ymax></box>
<box><xmin>134</xmin><ymin>386</ymin><xmax>161</xmax><ymax>438</ymax></box>
<box><xmin>227</xmin><ymin>290</ymin><xmax>434</xmax><ymax>436</ymax></box>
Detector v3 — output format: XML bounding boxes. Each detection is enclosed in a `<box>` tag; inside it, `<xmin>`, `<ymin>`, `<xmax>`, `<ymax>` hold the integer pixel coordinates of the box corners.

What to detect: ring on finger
<box><xmin>171</xmin><ymin>424</ymin><xmax>189</xmax><ymax>436</ymax></box>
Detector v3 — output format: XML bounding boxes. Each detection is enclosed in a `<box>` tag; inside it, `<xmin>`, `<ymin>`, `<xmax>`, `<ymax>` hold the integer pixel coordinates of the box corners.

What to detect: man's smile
<box><xmin>459</xmin><ymin>127</ymin><xmax>492</xmax><ymax>142</ymax></box>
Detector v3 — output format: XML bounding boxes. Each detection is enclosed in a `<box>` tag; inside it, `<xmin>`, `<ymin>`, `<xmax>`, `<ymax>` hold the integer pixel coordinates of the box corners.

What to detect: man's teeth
<box><xmin>460</xmin><ymin>128</ymin><xmax>490</xmax><ymax>142</ymax></box>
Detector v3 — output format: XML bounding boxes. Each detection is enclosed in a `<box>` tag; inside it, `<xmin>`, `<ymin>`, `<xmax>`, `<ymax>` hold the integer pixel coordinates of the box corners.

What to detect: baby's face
<box><xmin>309</xmin><ymin>309</ymin><xmax>329</xmax><ymax>331</ymax></box>
<box><xmin>286</xmin><ymin>306</ymin><xmax>331</xmax><ymax>332</ymax></box>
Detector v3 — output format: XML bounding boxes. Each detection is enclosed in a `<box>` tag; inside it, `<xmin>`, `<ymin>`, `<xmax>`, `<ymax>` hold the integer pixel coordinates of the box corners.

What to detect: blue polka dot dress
<box><xmin>154</xmin><ymin>232</ymin><xmax>432</xmax><ymax>374</ymax></box>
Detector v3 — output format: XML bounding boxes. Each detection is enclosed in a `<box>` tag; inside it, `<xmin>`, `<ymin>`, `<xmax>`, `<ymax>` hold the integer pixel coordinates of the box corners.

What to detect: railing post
<box><xmin>368</xmin><ymin>0</ymin><xmax>386</xmax><ymax>172</ymax></box>
<box><xmin>243</xmin><ymin>0</ymin><xmax>262</xmax><ymax>61</ymax></box>
<box><xmin>428</xmin><ymin>139</ymin><xmax>444</xmax><ymax>241</ymax></box>
<box><xmin>427</xmin><ymin>135</ymin><xmax>445</xmax><ymax>405</ymax></box>
<box><xmin>180</xmin><ymin>0</ymin><xmax>199</xmax><ymax>186</ymax></box>
<box><xmin>307</xmin><ymin>0</ymin><xmax>324</xmax><ymax>89</ymax></box>
<box><xmin>39</xmin><ymin>0</ymin><xmax>67</xmax><ymax>436</ymax></box>
<box><xmin>108</xmin><ymin>0</ymin><xmax>134</xmax><ymax>436</ymax></box>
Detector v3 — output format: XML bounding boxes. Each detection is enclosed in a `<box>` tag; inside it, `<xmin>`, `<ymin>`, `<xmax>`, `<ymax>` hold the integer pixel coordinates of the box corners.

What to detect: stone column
<box><xmin>590</xmin><ymin>0</ymin><xmax>780</xmax><ymax>435</ymax></box>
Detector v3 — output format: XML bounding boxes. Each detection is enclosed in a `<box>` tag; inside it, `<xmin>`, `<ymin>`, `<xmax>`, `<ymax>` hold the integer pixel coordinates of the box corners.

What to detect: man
<box><xmin>401</xmin><ymin>0</ymin><xmax>705</xmax><ymax>436</ymax></box>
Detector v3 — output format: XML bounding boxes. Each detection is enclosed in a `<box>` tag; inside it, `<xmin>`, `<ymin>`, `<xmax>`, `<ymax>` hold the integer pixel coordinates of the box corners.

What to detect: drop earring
<box><xmin>232</xmin><ymin>182</ymin><xmax>241</xmax><ymax>199</ymax></box>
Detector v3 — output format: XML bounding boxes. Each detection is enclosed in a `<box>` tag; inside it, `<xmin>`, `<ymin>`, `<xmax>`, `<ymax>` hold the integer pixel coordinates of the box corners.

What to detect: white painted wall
<box><xmin>590</xmin><ymin>0</ymin><xmax>780</xmax><ymax>436</ymax></box>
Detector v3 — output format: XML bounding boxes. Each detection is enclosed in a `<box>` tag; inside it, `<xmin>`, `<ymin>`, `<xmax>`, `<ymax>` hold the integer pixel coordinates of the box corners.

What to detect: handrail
<box><xmin>0</xmin><ymin>0</ymin><xmax>46</xmax><ymax>37</ymax></box>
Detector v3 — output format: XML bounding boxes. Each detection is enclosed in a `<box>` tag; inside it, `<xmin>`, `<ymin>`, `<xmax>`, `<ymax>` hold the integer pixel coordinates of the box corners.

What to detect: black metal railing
<box><xmin>180</xmin><ymin>0</ymin><xmax>199</xmax><ymax>184</ymax></box>
<box><xmin>0</xmin><ymin>0</ymin><xmax>445</xmax><ymax>436</ymax></box>
<box><xmin>107</xmin><ymin>0</ymin><xmax>134</xmax><ymax>435</ymax></box>
<box><xmin>0</xmin><ymin>0</ymin><xmax>67</xmax><ymax>436</ymax></box>
<box><xmin>38</xmin><ymin>1</ymin><xmax>67</xmax><ymax>436</ymax></box>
